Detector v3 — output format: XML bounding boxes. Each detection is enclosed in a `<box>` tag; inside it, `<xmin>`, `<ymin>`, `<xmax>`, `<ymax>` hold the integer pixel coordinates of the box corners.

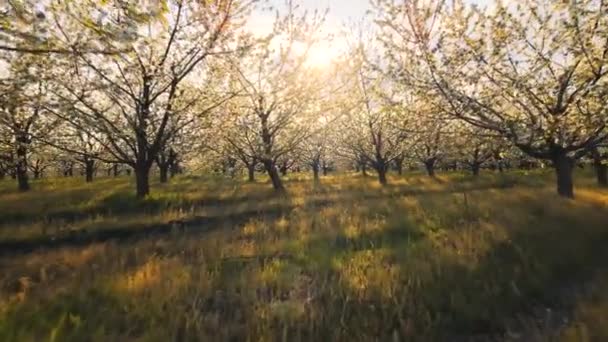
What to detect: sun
<box><xmin>304</xmin><ymin>43</ymin><xmax>341</xmax><ymax>68</ymax></box>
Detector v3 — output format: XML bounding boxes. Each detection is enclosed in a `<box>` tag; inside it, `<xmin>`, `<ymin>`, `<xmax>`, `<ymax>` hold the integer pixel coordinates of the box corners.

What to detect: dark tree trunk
<box><xmin>361</xmin><ymin>162</ymin><xmax>368</xmax><ymax>177</ymax></box>
<box><xmin>64</xmin><ymin>164</ymin><xmax>74</xmax><ymax>177</ymax></box>
<box><xmin>375</xmin><ymin>159</ymin><xmax>388</xmax><ymax>186</ymax></box>
<box><xmin>170</xmin><ymin>161</ymin><xmax>180</xmax><ymax>177</ymax></box>
<box><xmin>159</xmin><ymin>164</ymin><xmax>169</xmax><ymax>184</ymax></box>
<box><xmin>312</xmin><ymin>163</ymin><xmax>320</xmax><ymax>182</ymax></box>
<box><xmin>591</xmin><ymin>148</ymin><xmax>607</xmax><ymax>187</ymax></box>
<box><xmin>471</xmin><ymin>163</ymin><xmax>481</xmax><ymax>177</ymax></box>
<box><xmin>595</xmin><ymin>163</ymin><xmax>608</xmax><ymax>188</ymax></box>
<box><xmin>263</xmin><ymin>160</ymin><xmax>284</xmax><ymax>191</ymax></box>
<box><xmin>552</xmin><ymin>153</ymin><xmax>574</xmax><ymax>199</ymax></box>
<box><xmin>15</xmin><ymin>138</ymin><xmax>29</xmax><ymax>192</ymax></box>
<box><xmin>424</xmin><ymin>160</ymin><xmax>436</xmax><ymax>177</ymax></box>
<box><xmin>279</xmin><ymin>163</ymin><xmax>288</xmax><ymax>176</ymax></box>
<box><xmin>377</xmin><ymin>166</ymin><xmax>388</xmax><ymax>186</ymax></box>
<box><xmin>135</xmin><ymin>164</ymin><xmax>151</xmax><ymax>198</ymax></box>
<box><xmin>85</xmin><ymin>160</ymin><xmax>95</xmax><ymax>183</ymax></box>
<box><xmin>247</xmin><ymin>164</ymin><xmax>256</xmax><ymax>182</ymax></box>
<box><xmin>396</xmin><ymin>158</ymin><xmax>404</xmax><ymax>175</ymax></box>
<box><xmin>113</xmin><ymin>164</ymin><xmax>120</xmax><ymax>177</ymax></box>
<box><xmin>33</xmin><ymin>169</ymin><xmax>41</xmax><ymax>179</ymax></box>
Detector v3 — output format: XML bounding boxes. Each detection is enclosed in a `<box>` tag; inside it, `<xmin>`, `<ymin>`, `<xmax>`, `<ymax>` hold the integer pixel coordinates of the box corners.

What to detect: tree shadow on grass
<box><xmin>0</xmin><ymin>176</ymin><xmax>544</xmax><ymax>256</ymax></box>
<box><xmin>2</xmin><ymin>189</ymin><xmax>608</xmax><ymax>340</ymax></box>
<box><xmin>287</xmin><ymin>192</ymin><xmax>608</xmax><ymax>340</ymax></box>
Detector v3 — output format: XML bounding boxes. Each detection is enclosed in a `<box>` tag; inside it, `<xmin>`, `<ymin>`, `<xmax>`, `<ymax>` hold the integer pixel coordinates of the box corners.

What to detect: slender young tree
<box><xmin>0</xmin><ymin>55</ymin><xmax>56</xmax><ymax>191</ymax></box>
<box><xmin>227</xmin><ymin>1</ymin><xmax>327</xmax><ymax>191</ymax></box>
<box><xmin>341</xmin><ymin>48</ymin><xmax>409</xmax><ymax>186</ymax></box>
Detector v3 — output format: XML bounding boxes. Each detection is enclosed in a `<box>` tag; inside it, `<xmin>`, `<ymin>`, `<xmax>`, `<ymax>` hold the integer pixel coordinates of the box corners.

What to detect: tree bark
<box><xmin>374</xmin><ymin>159</ymin><xmax>388</xmax><ymax>186</ymax></box>
<box><xmin>170</xmin><ymin>161</ymin><xmax>180</xmax><ymax>177</ymax></box>
<box><xmin>396</xmin><ymin>158</ymin><xmax>404</xmax><ymax>175</ymax></box>
<box><xmin>64</xmin><ymin>163</ymin><xmax>74</xmax><ymax>177</ymax></box>
<box><xmin>553</xmin><ymin>153</ymin><xmax>574</xmax><ymax>198</ymax></box>
<box><xmin>135</xmin><ymin>164</ymin><xmax>151</xmax><ymax>198</ymax></box>
<box><xmin>591</xmin><ymin>148</ymin><xmax>607</xmax><ymax>187</ymax></box>
<box><xmin>85</xmin><ymin>160</ymin><xmax>95</xmax><ymax>183</ymax></box>
<box><xmin>279</xmin><ymin>162</ymin><xmax>288</xmax><ymax>176</ymax></box>
<box><xmin>471</xmin><ymin>163</ymin><xmax>481</xmax><ymax>177</ymax></box>
<box><xmin>15</xmin><ymin>137</ymin><xmax>29</xmax><ymax>192</ymax></box>
<box><xmin>159</xmin><ymin>164</ymin><xmax>169</xmax><ymax>183</ymax></box>
<box><xmin>263</xmin><ymin>160</ymin><xmax>284</xmax><ymax>191</ymax></box>
<box><xmin>595</xmin><ymin>163</ymin><xmax>608</xmax><ymax>188</ymax></box>
<box><xmin>377</xmin><ymin>166</ymin><xmax>388</xmax><ymax>186</ymax></box>
<box><xmin>247</xmin><ymin>164</ymin><xmax>256</xmax><ymax>182</ymax></box>
<box><xmin>424</xmin><ymin>160</ymin><xmax>436</xmax><ymax>177</ymax></box>
<box><xmin>113</xmin><ymin>164</ymin><xmax>120</xmax><ymax>177</ymax></box>
<box><xmin>312</xmin><ymin>163</ymin><xmax>320</xmax><ymax>182</ymax></box>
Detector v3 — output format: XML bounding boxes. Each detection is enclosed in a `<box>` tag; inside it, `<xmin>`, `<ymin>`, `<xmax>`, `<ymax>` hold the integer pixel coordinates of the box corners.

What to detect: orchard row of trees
<box><xmin>1</xmin><ymin>0</ymin><xmax>607</xmax><ymax>198</ymax></box>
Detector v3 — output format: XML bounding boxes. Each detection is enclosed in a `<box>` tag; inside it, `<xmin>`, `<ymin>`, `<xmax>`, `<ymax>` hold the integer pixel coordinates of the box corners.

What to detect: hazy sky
<box><xmin>247</xmin><ymin>0</ymin><xmax>493</xmax><ymax>66</ymax></box>
<box><xmin>250</xmin><ymin>0</ymin><xmax>493</xmax><ymax>35</ymax></box>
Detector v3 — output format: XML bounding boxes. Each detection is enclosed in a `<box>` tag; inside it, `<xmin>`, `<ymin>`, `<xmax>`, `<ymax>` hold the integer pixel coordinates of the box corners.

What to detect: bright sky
<box><xmin>249</xmin><ymin>0</ymin><xmax>493</xmax><ymax>68</ymax></box>
<box><xmin>249</xmin><ymin>0</ymin><xmax>493</xmax><ymax>32</ymax></box>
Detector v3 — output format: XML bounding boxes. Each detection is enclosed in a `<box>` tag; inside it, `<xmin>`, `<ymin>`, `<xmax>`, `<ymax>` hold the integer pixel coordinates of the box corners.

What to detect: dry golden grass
<box><xmin>1</xmin><ymin>170</ymin><xmax>607</xmax><ymax>341</ymax></box>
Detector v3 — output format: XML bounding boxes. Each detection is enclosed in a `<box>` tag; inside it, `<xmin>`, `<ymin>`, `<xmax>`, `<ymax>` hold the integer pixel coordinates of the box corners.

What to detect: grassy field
<box><xmin>1</xmin><ymin>170</ymin><xmax>608</xmax><ymax>341</ymax></box>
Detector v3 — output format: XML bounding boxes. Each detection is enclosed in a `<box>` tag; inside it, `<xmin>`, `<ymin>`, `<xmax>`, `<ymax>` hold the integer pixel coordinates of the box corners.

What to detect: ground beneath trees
<box><xmin>1</xmin><ymin>171</ymin><xmax>607</xmax><ymax>341</ymax></box>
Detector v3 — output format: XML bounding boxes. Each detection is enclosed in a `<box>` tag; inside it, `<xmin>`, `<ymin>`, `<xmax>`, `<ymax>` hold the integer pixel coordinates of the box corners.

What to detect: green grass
<box><xmin>1</xmin><ymin>170</ymin><xmax>607</xmax><ymax>341</ymax></box>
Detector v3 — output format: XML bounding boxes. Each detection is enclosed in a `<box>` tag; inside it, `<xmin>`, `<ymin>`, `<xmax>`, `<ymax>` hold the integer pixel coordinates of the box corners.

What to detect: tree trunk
<box><xmin>591</xmin><ymin>148</ymin><xmax>607</xmax><ymax>187</ymax></box>
<box><xmin>361</xmin><ymin>162</ymin><xmax>368</xmax><ymax>177</ymax></box>
<box><xmin>424</xmin><ymin>160</ymin><xmax>436</xmax><ymax>177</ymax></box>
<box><xmin>553</xmin><ymin>153</ymin><xmax>574</xmax><ymax>199</ymax></box>
<box><xmin>15</xmin><ymin>141</ymin><xmax>29</xmax><ymax>192</ymax></box>
<box><xmin>170</xmin><ymin>162</ymin><xmax>180</xmax><ymax>178</ymax></box>
<box><xmin>313</xmin><ymin>163</ymin><xmax>320</xmax><ymax>182</ymax></box>
<box><xmin>377</xmin><ymin>166</ymin><xmax>388</xmax><ymax>186</ymax></box>
<box><xmin>113</xmin><ymin>164</ymin><xmax>120</xmax><ymax>177</ymax></box>
<box><xmin>263</xmin><ymin>160</ymin><xmax>284</xmax><ymax>191</ymax></box>
<box><xmin>279</xmin><ymin>163</ymin><xmax>288</xmax><ymax>176</ymax></box>
<box><xmin>159</xmin><ymin>164</ymin><xmax>169</xmax><ymax>183</ymax></box>
<box><xmin>595</xmin><ymin>163</ymin><xmax>608</xmax><ymax>188</ymax></box>
<box><xmin>471</xmin><ymin>163</ymin><xmax>481</xmax><ymax>177</ymax></box>
<box><xmin>396</xmin><ymin>158</ymin><xmax>404</xmax><ymax>175</ymax></box>
<box><xmin>375</xmin><ymin>158</ymin><xmax>389</xmax><ymax>186</ymax></box>
<box><xmin>135</xmin><ymin>165</ymin><xmax>151</xmax><ymax>198</ymax></box>
<box><xmin>247</xmin><ymin>164</ymin><xmax>256</xmax><ymax>182</ymax></box>
<box><xmin>85</xmin><ymin>160</ymin><xmax>95</xmax><ymax>183</ymax></box>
